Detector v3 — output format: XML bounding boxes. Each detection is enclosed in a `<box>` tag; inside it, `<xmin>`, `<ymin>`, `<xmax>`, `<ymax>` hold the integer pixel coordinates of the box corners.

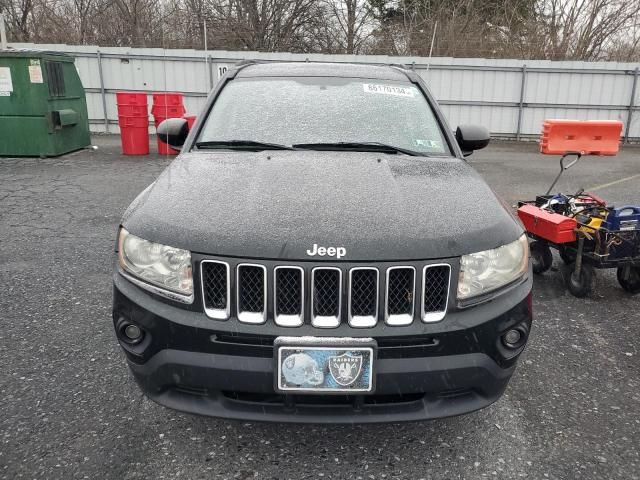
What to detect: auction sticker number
<box><xmin>363</xmin><ymin>83</ymin><xmax>415</xmax><ymax>97</ymax></box>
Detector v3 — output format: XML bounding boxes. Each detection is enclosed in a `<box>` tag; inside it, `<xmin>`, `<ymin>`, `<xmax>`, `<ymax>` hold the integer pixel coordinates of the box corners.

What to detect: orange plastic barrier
<box><xmin>540</xmin><ymin>120</ymin><xmax>623</xmax><ymax>156</ymax></box>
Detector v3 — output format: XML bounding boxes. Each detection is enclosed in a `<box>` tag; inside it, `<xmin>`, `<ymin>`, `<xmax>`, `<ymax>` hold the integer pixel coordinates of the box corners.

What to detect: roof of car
<box><xmin>236</xmin><ymin>62</ymin><xmax>411</xmax><ymax>81</ymax></box>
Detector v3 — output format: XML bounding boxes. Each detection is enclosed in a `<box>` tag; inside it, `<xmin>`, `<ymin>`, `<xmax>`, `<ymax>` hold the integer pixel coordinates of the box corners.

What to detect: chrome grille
<box><xmin>349</xmin><ymin>268</ymin><xmax>379</xmax><ymax>328</ymax></box>
<box><xmin>422</xmin><ymin>264</ymin><xmax>451</xmax><ymax>322</ymax></box>
<box><xmin>201</xmin><ymin>261</ymin><xmax>229</xmax><ymax>319</ymax></box>
<box><xmin>201</xmin><ymin>261</ymin><xmax>451</xmax><ymax>327</ymax></box>
<box><xmin>274</xmin><ymin>266</ymin><xmax>303</xmax><ymax>327</ymax></box>
<box><xmin>236</xmin><ymin>264</ymin><xmax>266</xmax><ymax>324</ymax></box>
<box><xmin>311</xmin><ymin>267</ymin><xmax>342</xmax><ymax>328</ymax></box>
<box><xmin>385</xmin><ymin>267</ymin><xmax>415</xmax><ymax>326</ymax></box>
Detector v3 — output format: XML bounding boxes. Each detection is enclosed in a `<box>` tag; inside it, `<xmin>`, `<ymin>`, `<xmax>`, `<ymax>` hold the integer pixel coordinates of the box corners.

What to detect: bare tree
<box><xmin>368</xmin><ymin>0</ymin><xmax>501</xmax><ymax>57</ymax></box>
<box><xmin>326</xmin><ymin>0</ymin><xmax>372</xmax><ymax>53</ymax></box>
<box><xmin>201</xmin><ymin>0</ymin><xmax>326</xmax><ymax>51</ymax></box>
<box><xmin>368</xmin><ymin>0</ymin><xmax>640</xmax><ymax>60</ymax></box>
<box><xmin>2</xmin><ymin>0</ymin><xmax>638</xmax><ymax>61</ymax></box>
<box><xmin>107</xmin><ymin>0</ymin><xmax>164</xmax><ymax>47</ymax></box>
<box><xmin>529</xmin><ymin>0</ymin><xmax>640</xmax><ymax>60</ymax></box>
<box><xmin>0</xmin><ymin>0</ymin><xmax>34</xmax><ymax>40</ymax></box>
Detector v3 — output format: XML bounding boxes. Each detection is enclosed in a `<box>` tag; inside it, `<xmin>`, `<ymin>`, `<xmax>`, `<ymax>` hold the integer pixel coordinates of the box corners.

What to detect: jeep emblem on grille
<box><xmin>306</xmin><ymin>244</ymin><xmax>346</xmax><ymax>259</ymax></box>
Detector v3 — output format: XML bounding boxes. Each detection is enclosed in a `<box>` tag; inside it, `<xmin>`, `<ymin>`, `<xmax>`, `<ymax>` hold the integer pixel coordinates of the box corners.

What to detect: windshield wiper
<box><xmin>292</xmin><ymin>142</ymin><xmax>426</xmax><ymax>157</ymax></box>
<box><xmin>195</xmin><ymin>140</ymin><xmax>294</xmax><ymax>151</ymax></box>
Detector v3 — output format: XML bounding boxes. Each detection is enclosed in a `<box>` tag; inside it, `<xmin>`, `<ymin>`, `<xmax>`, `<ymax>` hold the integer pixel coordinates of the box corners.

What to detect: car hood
<box><xmin>121</xmin><ymin>151</ymin><xmax>523</xmax><ymax>261</ymax></box>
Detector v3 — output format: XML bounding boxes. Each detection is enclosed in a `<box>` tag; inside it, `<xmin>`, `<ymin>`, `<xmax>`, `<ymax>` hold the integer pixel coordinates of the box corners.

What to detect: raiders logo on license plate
<box><xmin>274</xmin><ymin>337</ymin><xmax>376</xmax><ymax>394</ymax></box>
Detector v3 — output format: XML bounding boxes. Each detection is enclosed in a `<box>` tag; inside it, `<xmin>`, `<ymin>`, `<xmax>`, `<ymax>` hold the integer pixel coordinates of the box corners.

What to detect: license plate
<box><xmin>274</xmin><ymin>337</ymin><xmax>376</xmax><ymax>394</ymax></box>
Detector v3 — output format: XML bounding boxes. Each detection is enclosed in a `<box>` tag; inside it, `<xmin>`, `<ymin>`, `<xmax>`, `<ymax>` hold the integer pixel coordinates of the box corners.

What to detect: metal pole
<box><xmin>516</xmin><ymin>64</ymin><xmax>527</xmax><ymax>141</ymax></box>
<box><xmin>203</xmin><ymin>21</ymin><xmax>208</xmax><ymax>52</ymax></box>
<box><xmin>0</xmin><ymin>12</ymin><xmax>8</xmax><ymax>50</ymax></box>
<box><xmin>426</xmin><ymin>21</ymin><xmax>438</xmax><ymax>73</ymax></box>
<box><xmin>204</xmin><ymin>22</ymin><xmax>212</xmax><ymax>91</ymax></box>
<box><xmin>624</xmin><ymin>67</ymin><xmax>638</xmax><ymax>144</ymax></box>
<box><xmin>207</xmin><ymin>55</ymin><xmax>213</xmax><ymax>90</ymax></box>
<box><xmin>96</xmin><ymin>51</ymin><xmax>109</xmax><ymax>133</ymax></box>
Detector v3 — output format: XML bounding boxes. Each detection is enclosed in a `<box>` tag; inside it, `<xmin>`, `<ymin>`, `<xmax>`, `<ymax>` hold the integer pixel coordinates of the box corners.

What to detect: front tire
<box><xmin>617</xmin><ymin>265</ymin><xmax>640</xmax><ymax>294</ymax></box>
<box><xmin>531</xmin><ymin>241</ymin><xmax>553</xmax><ymax>274</ymax></box>
<box><xmin>563</xmin><ymin>262</ymin><xmax>595</xmax><ymax>298</ymax></box>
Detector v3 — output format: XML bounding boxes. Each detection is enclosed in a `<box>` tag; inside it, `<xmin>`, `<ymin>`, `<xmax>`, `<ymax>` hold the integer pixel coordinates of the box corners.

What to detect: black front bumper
<box><xmin>129</xmin><ymin>349</ymin><xmax>514</xmax><ymax>423</ymax></box>
<box><xmin>113</xmin><ymin>273</ymin><xmax>532</xmax><ymax>424</ymax></box>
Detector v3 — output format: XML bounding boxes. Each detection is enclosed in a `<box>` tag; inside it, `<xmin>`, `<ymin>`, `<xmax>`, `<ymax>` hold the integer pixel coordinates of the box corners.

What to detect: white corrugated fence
<box><xmin>9</xmin><ymin>43</ymin><xmax>640</xmax><ymax>141</ymax></box>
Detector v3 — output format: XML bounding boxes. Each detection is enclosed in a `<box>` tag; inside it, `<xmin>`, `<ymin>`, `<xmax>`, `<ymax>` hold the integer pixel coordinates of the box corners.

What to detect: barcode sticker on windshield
<box><xmin>363</xmin><ymin>83</ymin><xmax>415</xmax><ymax>97</ymax></box>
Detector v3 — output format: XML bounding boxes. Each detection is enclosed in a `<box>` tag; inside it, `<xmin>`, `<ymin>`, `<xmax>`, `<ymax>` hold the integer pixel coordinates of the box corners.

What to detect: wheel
<box><xmin>617</xmin><ymin>265</ymin><xmax>640</xmax><ymax>294</ymax></box>
<box><xmin>559</xmin><ymin>246</ymin><xmax>576</xmax><ymax>265</ymax></box>
<box><xmin>563</xmin><ymin>262</ymin><xmax>595</xmax><ymax>298</ymax></box>
<box><xmin>530</xmin><ymin>241</ymin><xmax>553</xmax><ymax>274</ymax></box>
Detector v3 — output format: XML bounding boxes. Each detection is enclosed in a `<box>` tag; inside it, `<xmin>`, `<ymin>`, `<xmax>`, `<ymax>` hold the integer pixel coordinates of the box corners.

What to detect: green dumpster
<box><xmin>0</xmin><ymin>50</ymin><xmax>91</xmax><ymax>157</ymax></box>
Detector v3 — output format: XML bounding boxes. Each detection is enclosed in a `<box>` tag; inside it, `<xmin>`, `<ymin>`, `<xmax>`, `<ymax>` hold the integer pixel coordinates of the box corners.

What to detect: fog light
<box><xmin>504</xmin><ymin>329</ymin><xmax>521</xmax><ymax>345</ymax></box>
<box><xmin>502</xmin><ymin>327</ymin><xmax>526</xmax><ymax>349</ymax></box>
<box><xmin>123</xmin><ymin>324</ymin><xmax>143</xmax><ymax>343</ymax></box>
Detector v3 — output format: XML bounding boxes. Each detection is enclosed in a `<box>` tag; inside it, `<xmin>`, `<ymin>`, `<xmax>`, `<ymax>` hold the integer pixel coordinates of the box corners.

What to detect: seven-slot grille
<box><xmin>201</xmin><ymin>262</ymin><xmax>451</xmax><ymax>327</ymax></box>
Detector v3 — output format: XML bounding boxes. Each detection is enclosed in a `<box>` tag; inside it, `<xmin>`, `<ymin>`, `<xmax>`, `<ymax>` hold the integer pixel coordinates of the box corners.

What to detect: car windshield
<box><xmin>197</xmin><ymin>76</ymin><xmax>451</xmax><ymax>155</ymax></box>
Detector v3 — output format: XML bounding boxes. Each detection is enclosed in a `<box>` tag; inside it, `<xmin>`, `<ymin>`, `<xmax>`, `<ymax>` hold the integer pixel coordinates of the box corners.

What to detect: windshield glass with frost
<box><xmin>197</xmin><ymin>76</ymin><xmax>451</xmax><ymax>155</ymax></box>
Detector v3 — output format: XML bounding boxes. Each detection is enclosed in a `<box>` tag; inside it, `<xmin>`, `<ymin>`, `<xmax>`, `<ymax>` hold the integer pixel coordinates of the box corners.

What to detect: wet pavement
<box><xmin>1</xmin><ymin>137</ymin><xmax>639</xmax><ymax>479</ymax></box>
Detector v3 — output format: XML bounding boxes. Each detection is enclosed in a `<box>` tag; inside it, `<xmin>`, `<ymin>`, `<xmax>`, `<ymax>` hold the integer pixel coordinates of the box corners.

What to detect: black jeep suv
<box><xmin>112</xmin><ymin>62</ymin><xmax>532</xmax><ymax>423</ymax></box>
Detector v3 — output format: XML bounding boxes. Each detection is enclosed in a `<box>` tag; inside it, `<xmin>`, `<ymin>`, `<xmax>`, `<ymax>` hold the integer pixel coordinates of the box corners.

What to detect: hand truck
<box><xmin>516</xmin><ymin>120</ymin><xmax>640</xmax><ymax>297</ymax></box>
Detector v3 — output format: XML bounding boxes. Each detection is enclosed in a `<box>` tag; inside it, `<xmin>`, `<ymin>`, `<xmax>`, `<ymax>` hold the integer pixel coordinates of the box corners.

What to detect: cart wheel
<box><xmin>563</xmin><ymin>262</ymin><xmax>595</xmax><ymax>298</ymax></box>
<box><xmin>559</xmin><ymin>246</ymin><xmax>576</xmax><ymax>265</ymax></box>
<box><xmin>617</xmin><ymin>265</ymin><xmax>640</xmax><ymax>294</ymax></box>
<box><xmin>530</xmin><ymin>241</ymin><xmax>553</xmax><ymax>274</ymax></box>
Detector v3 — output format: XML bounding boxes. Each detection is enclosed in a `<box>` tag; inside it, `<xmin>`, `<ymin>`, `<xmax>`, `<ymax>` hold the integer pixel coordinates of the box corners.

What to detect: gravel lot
<box><xmin>1</xmin><ymin>137</ymin><xmax>639</xmax><ymax>480</ymax></box>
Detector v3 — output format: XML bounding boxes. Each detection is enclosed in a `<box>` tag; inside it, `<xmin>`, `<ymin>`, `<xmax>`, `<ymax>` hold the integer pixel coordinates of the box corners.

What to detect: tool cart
<box><xmin>517</xmin><ymin>120</ymin><xmax>640</xmax><ymax>297</ymax></box>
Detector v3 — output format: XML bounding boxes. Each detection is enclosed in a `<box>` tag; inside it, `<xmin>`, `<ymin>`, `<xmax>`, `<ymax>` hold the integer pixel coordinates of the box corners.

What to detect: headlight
<box><xmin>118</xmin><ymin>228</ymin><xmax>193</xmax><ymax>297</ymax></box>
<box><xmin>457</xmin><ymin>235</ymin><xmax>529</xmax><ymax>301</ymax></box>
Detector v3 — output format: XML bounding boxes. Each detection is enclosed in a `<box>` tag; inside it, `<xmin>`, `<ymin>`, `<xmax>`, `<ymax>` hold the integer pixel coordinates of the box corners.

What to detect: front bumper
<box><xmin>130</xmin><ymin>349</ymin><xmax>514</xmax><ymax>423</ymax></box>
<box><xmin>113</xmin><ymin>272</ymin><xmax>532</xmax><ymax>423</ymax></box>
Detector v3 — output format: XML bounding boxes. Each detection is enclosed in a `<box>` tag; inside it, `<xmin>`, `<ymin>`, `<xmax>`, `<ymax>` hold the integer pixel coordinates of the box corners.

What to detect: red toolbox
<box><xmin>517</xmin><ymin>204</ymin><xmax>577</xmax><ymax>244</ymax></box>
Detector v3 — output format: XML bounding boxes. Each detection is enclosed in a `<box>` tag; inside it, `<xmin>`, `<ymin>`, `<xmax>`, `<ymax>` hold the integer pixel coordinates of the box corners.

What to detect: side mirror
<box><xmin>456</xmin><ymin>125</ymin><xmax>490</xmax><ymax>156</ymax></box>
<box><xmin>157</xmin><ymin>118</ymin><xmax>189</xmax><ymax>149</ymax></box>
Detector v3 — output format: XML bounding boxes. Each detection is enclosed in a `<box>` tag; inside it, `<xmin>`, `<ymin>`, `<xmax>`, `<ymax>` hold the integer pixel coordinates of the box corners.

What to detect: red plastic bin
<box><xmin>116</xmin><ymin>92</ymin><xmax>148</xmax><ymax>106</ymax></box>
<box><xmin>153</xmin><ymin>115</ymin><xmax>179</xmax><ymax>155</ymax></box>
<box><xmin>151</xmin><ymin>91</ymin><xmax>185</xmax><ymax>156</ymax></box>
<box><xmin>120</xmin><ymin>127</ymin><xmax>149</xmax><ymax>155</ymax></box>
<box><xmin>117</xmin><ymin>104</ymin><xmax>148</xmax><ymax>117</ymax></box>
<box><xmin>151</xmin><ymin>105</ymin><xmax>185</xmax><ymax>117</ymax></box>
<box><xmin>118</xmin><ymin>116</ymin><xmax>149</xmax><ymax>128</ymax></box>
<box><xmin>118</xmin><ymin>115</ymin><xmax>149</xmax><ymax>156</ymax></box>
<box><xmin>152</xmin><ymin>92</ymin><xmax>184</xmax><ymax>107</ymax></box>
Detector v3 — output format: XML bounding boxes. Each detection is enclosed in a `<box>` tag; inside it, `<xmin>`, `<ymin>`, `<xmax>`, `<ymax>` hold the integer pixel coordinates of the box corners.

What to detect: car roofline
<box><xmin>228</xmin><ymin>60</ymin><xmax>417</xmax><ymax>82</ymax></box>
